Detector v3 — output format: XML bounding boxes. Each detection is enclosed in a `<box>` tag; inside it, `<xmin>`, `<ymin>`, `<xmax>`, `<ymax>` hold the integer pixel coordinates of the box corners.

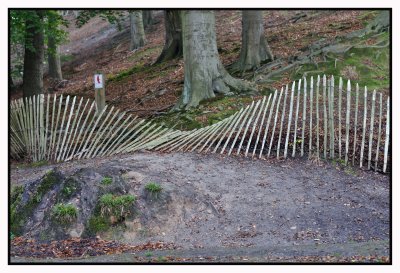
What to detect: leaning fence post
<box><xmin>292</xmin><ymin>79</ymin><xmax>301</xmax><ymax>157</ymax></box>
<box><xmin>284</xmin><ymin>81</ymin><xmax>295</xmax><ymax>158</ymax></box>
<box><xmin>277</xmin><ymin>85</ymin><xmax>288</xmax><ymax>158</ymax></box>
<box><xmin>268</xmin><ymin>88</ymin><xmax>283</xmax><ymax>157</ymax></box>
<box><xmin>301</xmin><ymin>78</ymin><xmax>307</xmax><ymax>156</ymax></box>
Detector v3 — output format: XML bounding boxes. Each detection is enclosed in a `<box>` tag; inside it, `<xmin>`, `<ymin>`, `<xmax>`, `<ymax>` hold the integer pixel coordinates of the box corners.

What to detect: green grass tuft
<box><xmin>145</xmin><ymin>182</ymin><xmax>163</xmax><ymax>193</ymax></box>
<box><xmin>52</xmin><ymin>203</ymin><xmax>78</xmax><ymax>225</ymax></box>
<box><xmin>101</xmin><ymin>176</ymin><xmax>113</xmax><ymax>185</ymax></box>
<box><xmin>99</xmin><ymin>194</ymin><xmax>136</xmax><ymax>218</ymax></box>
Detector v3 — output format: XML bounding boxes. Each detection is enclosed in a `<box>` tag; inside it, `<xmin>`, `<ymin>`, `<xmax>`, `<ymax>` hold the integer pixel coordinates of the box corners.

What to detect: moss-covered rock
<box><xmin>10</xmin><ymin>167</ymin><xmax>135</xmax><ymax>242</ymax></box>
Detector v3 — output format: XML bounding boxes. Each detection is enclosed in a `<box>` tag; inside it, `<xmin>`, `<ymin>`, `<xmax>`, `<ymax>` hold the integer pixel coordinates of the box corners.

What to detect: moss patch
<box><xmin>11</xmin><ymin>170</ymin><xmax>61</xmax><ymax>235</ymax></box>
<box><xmin>16</xmin><ymin>160</ymin><xmax>48</xmax><ymax>169</ymax></box>
<box><xmin>60</xmin><ymin>177</ymin><xmax>80</xmax><ymax>200</ymax></box>
<box><xmin>153</xmin><ymin>95</ymin><xmax>256</xmax><ymax>130</ymax></box>
<box><xmin>286</xmin><ymin>31</ymin><xmax>389</xmax><ymax>92</ymax></box>
<box><xmin>107</xmin><ymin>63</ymin><xmax>146</xmax><ymax>83</ymax></box>
<box><xmin>87</xmin><ymin>216</ymin><xmax>110</xmax><ymax>234</ymax></box>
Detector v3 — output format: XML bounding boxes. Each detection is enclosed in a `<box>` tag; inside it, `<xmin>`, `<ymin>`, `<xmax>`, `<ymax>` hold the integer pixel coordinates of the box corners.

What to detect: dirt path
<box><xmin>10</xmin><ymin>152</ymin><xmax>390</xmax><ymax>262</ymax></box>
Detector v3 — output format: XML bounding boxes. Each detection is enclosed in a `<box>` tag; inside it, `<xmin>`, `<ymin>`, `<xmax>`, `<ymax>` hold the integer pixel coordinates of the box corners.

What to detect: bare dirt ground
<box><xmin>10</xmin><ymin>152</ymin><xmax>390</xmax><ymax>263</ymax></box>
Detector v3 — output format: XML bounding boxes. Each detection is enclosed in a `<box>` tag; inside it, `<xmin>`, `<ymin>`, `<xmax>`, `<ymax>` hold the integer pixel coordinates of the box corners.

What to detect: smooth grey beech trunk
<box><xmin>155</xmin><ymin>10</ymin><xmax>183</xmax><ymax>64</ymax></box>
<box><xmin>130</xmin><ymin>11</ymin><xmax>146</xmax><ymax>51</ymax></box>
<box><xmin>177</xmin><ymin>10</ymin><xmax>255</xmax><ymax>109</ymax></box>
<box><xmin>233</xmin><ymin>10</ymin><xmax>273</xmax><ymax>73</ymax></box>
<box><xmin>48</xmin><ymin>36</ymin><xmax>63</xmax><ymax>80</ymax></box>
<box><xmin>23</xmin><ymin>11</ymin><xmax>45</xmax><ymax>98</ymax></box>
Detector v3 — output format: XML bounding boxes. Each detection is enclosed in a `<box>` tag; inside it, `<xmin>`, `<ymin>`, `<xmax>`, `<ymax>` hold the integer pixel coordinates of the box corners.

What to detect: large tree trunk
<box><xmin>142</xmin><ymin>10</ymin><xmax>153</xmax><ymax>29</ymax></box>
<box><xmin>232</xmin><ymin>10</ymin><xmax>273</xmax><ymax>73</ymax></box>
<box><xmin>177</xmin><ymin>10</ymin><xmax>256</xmax><ymax>109</ymax></box>
<box><xmin>130</xmin><ymin>11</ymin><xmax>146</xmax><ymax>51</ymax></box>
<box><xmin>47</xmin><ymin>35</ymin><xmax>63</xmax><ymax>80</ymax></box>
<box><xmin>22</xmin><ymin>11</ymin><xmax>45</xmax><ymax>98</ymax></box>
<box><xmin>155</xmin><ymin>10</ymin><xmax>183</xmax><ymax>64</ymax></box>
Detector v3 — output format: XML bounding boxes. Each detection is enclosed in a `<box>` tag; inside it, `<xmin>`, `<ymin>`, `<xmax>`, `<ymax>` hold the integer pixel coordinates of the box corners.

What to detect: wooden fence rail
<box><xmin>10</xmin><ymin>75</ymin><xmax>391</xmax><ymax>173</ymax></box>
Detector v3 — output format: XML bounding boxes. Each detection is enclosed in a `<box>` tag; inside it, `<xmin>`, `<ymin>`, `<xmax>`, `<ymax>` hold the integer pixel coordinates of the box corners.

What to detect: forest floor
<box><xmin>10</xmin><ymin>152</ymin><xmax>389</xmax><ymax>263</ymax></box>
<box><xmin>10</xmin><ymin>10</ymin><xmax>389</xmax><ymax>131</ymax></box>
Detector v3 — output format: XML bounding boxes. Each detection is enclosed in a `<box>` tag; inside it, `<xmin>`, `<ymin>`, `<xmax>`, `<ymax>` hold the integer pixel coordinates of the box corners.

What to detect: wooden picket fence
<box><xmin>10</xmin><ymin>75</ymin><xmax>391</xmax><ymax>173</ymax></box>
<box><xmin>9</xmin><ymin>94</ymin><xmax>178</xmax><ymax>163</ymax></box>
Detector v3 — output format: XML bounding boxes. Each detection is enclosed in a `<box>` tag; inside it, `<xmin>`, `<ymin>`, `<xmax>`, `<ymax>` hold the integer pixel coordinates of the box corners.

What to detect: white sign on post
<box><xmin>94</xmin><ymin>74</ymin><xmax>104</xmax><ymax>89</ymax></box>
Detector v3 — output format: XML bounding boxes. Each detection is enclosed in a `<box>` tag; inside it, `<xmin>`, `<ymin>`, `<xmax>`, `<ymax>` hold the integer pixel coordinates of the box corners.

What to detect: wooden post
<box><xmin>367</xmin><ymin>90</ymin><xmax>376</xmax><ymax>170</ymax></box>
<box><xmin>301</xmin><ymin>78</ymin><xmax>307</xmax><ymax>156</ymax></box>
<box><xmin>328</xmin><ymin>76</ymin><xmax>335</xmax><ymax>159</ymax></box>
<box><xmin>292</xmin><ymin>79</ymin><xmax>301</xmax><ymax>157</ymax></box>
<box><xmin>259</xmin><ymin>90</ymin><xmax>278</xmax><ymax>158</ymax></box>
<box><xmin>94</xmin><ymin>71</ymin><xmax>106</xmax><ymax>114</ymax></box>
<box><xmin>277</xmin><ymin>85</ymin><xmax>288</xmax><ymax>158</ymax></box>
<box><xmin>245</xmin><ymin>96</ymin><xmax>267</xmax><ymax>157</ymax></box>
<box><xmin>268</xmin><ymin>88</ymin><xmax>283</xmax><ymax>157</ymax></box>
<box><xmin>252</xmin><ymin>94</ymin><xmax>272</xmax><ymax>158</ymax></box>
<box><xmin>374</xmin><ymin>93</ymin><xmax>383</xmax><ymax>171</ymax></box>
<box><xmin>345</xmin><ymin>80</ymin><xmax>351</xmax><ymax>165</ymax></box>
<box><xmin>322</xmin><ymin>75</ymin><xmax>327</xmax><ymax>158</ymax></box>
<box><xmin>284</xmin><ymin>81</ymin><xmax>295</xmax><ymax>158</ymax></box>
<box><xmin>383</xmin><ymin>96</ymin><xmax>390</xmax><ymax>173</ymax></box>
<box><xmin>352</xmin><ymin>84</ymin><xmax>359</xmax><ymax>165</ymax></box>
<box><xmin>360</xmin><ymin>87</ymin><xmax>368</xmax><ymax>168</ymax></box>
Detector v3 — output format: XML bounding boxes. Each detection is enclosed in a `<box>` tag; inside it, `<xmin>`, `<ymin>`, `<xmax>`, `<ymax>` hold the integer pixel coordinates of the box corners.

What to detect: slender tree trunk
<box><xmin>48</xmin><ymin>35</ymin><xmax>63</xmax><ymax>80</ymax></box>
<box><xmin>177</xmin><ymin>10</ymin><xmax>256</xmax><ymax>109</ymax></box>
<box><xmin>23</xmin><ymin>11</ymin><xmax>45</xmax><ymax>98</ymax></box>
<box><xmin>233</xmin><ymin>10</ymin><xmax>273</xmax><ymax>73</ymax></box>
<box><xmin>142</xmin><ymin>10</ymin><xmax>153</xmax><ymax>29</ymax></box>
<box><xmin>155</xmin><ymin>10</ymin><xmax>183</xmax><ymax>64</ymax></box>
<box><xmin>130</xmin><ymin>11</ymin><xmax>146</xmax><ymax>51</ymax></box>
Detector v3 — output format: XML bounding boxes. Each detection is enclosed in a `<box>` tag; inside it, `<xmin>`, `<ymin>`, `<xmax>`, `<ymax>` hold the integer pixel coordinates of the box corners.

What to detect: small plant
<box><xmin>10</xmin><ymin>232</ymin><xmax>15</xmax><ymax>240</ymax></box>
<box><xmin>101</xmin><ymin>176</ymin><xmax>113</xmax><ymax>185</ymax></box>
<box><xmin>99</xmin><ymin>194</ymin><xmax>136</xmax><ymax>219</ymax></box>
<box><xmin>145</xmin><ymin>182</ymin><xmax>162</xmax><ymax>193</ymax></box>
<box><xmin>145</xmin><ymin>182</ymin><xmax>163</xmax><ymax>199</ymax></box>
<box><xmin>145</xmin><ymin>251</ymin><xmax>153</xmax><ymax>257</ymax></box>
<box><xmin>52</xmin><ymin>203</ymin><xmax>78</xmax><ymax>225</ymax></box>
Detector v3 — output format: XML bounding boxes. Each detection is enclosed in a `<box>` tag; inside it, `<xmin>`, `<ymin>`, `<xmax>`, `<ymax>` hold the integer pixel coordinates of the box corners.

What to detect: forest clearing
<box><xmin>9</xmin><ymin>9</ymin><xmax>390</xmax><ymax>264</ymax></box>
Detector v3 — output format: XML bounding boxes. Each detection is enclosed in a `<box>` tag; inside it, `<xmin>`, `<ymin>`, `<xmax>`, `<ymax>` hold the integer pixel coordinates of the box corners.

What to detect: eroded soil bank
<box><xmin>10</xmin><ymin>152</ymin><xmax>390</xmax><ymax>263</ymax></box>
